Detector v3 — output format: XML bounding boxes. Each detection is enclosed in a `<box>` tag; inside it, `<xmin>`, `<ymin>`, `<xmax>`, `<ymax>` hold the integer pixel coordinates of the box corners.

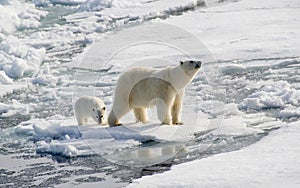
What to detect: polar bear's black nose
<box><xmin>195</xmin><ymin>61</ymin><xmax>201</xmax><ymax>69</ymax></box>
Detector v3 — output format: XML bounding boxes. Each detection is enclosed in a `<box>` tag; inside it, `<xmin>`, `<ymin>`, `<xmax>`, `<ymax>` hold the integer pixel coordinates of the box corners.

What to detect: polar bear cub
<box><xmin>74</xmin><ymin>96</ymin><xmax>107</xmax><ymax>125</ymax></box>
<box><xmin>108</xmin><ymin>60</ymin><xmax>201</xmax><ymax>126</ymax></box>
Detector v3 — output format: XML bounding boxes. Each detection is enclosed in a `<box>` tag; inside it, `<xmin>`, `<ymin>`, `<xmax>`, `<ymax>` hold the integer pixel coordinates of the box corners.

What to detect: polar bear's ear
<box><xmin>180</xmin><ymin>61</ymin><xmax>183</xmax><ymax>65</ymax></box>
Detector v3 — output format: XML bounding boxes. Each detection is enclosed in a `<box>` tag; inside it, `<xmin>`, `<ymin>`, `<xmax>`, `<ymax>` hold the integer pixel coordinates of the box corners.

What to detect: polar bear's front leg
<box><xmin>77</xmin><ymin>118</ymin><xmax>84</xmax><ymax>125</ymax></box>
<box><xmin>108</xmin><ymin>109</ymin><xmax>122</xmax><ymax>126</ymax></box>
<box><xmin>172</xmin><ymin>90</ymin><xmax>184</xmax><ymax>125</ymax></box>
<box><xmin>156</xmin><ymin>98</ymin><xmax>173</xmax><ymax>125</ymax></box>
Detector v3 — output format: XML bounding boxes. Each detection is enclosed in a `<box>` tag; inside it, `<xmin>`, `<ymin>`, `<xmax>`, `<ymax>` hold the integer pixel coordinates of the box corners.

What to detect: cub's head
<box><xmin>180</xmin><ymin>60</ymin><xmax>201</xmax><ymax>77</ymax></box>
<box><xmin>91</xmin><ymin>100</ymin><xmax>106</xmax><ymax>125</ymax></box>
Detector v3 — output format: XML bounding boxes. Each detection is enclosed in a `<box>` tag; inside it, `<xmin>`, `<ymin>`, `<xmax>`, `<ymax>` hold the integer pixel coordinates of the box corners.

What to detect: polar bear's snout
<box><xmin>96</xmin><ymin>109</ymin><xmax>103</xmax><ymax>124</ymax></box>
<box><xmin>190</xmin><ymin>60</ymin><xmax>201</xmax><ymax>69</ymax></box>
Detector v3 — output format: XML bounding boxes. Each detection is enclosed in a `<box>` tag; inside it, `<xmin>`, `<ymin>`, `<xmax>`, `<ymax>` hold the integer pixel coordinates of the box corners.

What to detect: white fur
<box><xmin>108</xmin><ymin>60</ymin><xmax>201</xmax><ymax>126</ymax></box>
<box><xmin>74</xmin><ymin>96</ymin><xmax>107</xmax><ymax>125</ymax></box>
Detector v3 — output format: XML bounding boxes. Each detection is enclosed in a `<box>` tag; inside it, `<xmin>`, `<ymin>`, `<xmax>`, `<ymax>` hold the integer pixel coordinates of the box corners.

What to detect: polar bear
<box><xmin>74</xmin><ymin>96</ymin><xmax>107</xmax><ymax>125</ymax></box>
<box><xmin>108</xmin><ymin>60</ymin><xmax>201</xmax><ymax>126</ymax></box>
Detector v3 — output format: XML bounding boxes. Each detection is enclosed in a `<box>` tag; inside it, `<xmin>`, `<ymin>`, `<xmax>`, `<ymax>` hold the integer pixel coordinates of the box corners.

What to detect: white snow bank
<box><xmin>128</xmin><ymin>121</ymin><xmax>300</xmax><ymax>188</ymax></box>
<box><xmin>0</xmin><ymin>0</ymin><xmax>47</xmax><ymax>34</ymax></box>
<box><xmin>241</xmin><ymin>81</ymin><xmax>300</xmax><ymax>110</ymax></box>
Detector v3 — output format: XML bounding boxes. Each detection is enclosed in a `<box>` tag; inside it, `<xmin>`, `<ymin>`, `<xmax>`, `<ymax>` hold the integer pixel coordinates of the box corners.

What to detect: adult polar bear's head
<box><xmin>180</xmin><ymin>60</ymin><xmax>201</xmax><ymax>78</ymax></box>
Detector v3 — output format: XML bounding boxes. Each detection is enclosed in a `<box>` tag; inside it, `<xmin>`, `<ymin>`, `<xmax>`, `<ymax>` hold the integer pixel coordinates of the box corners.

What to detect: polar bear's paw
<box><xmin>173</xmin><ymin>121</ymin><xmax>183</xmax><ymax>125</ymax></box>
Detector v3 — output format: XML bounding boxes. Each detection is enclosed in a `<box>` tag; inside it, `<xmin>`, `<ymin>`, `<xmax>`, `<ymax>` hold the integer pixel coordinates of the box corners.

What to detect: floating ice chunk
<box><xmin>241</xmin><ymin>81</ymin><xmax>300</xmax><ymax>110</ymax></box>
<box><xmin>0</xmin><ymin>70</ymin><xmax>13</xmax><ymax>84</ymax></box>
<box><xmin>197</xmin><ymin>101</ymin><xmax>242</xmax><ymax>117</ymax></box>
<box><xmin>32</xmin><ymin>74</ymin><xmax>58</xmax><ymax>86</ymax></box>
<box><xmin>32</xmin><ymin>0</ymin><xmax>50</xmax><ymax>7</ymax></box>
<box><xmin>0</xmin><ymin>99</ymin><xmax>30</xmax><ymax>117</ymax></box>
<box><xmin>79</xmin><ymin>0</ymin><xmax>143</xmax><ymax>11</ymax></box>
<box><xmin>0</xmin><ymin>35</ymin><xmax>46</xmax><ymax>79</ymax></box>
<box><xmin>0</xmin><ymin>1</ymin><xmax>47</xmax><ymax>34</ymax></box>
<box><xmin>36</xmin><ymin>140</ymin><xmax>80</xmax><ymax>157</ymax></box>
<box><xmin>277</xmin><ymin>105</ymin><xmax>300</xmax><ymax>119</ymax></box>
<box><xmin>32</xmin><ymin>123</ymin><xmax>81</xmax><ymax>140</ymax></box>
<box><xmin>224</xmin><ymin>103</ymin><xmax>243</xmax><ymax>116</ymax></box>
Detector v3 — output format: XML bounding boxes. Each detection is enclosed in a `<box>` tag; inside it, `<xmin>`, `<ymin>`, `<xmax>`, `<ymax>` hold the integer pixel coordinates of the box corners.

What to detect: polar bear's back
<box><xmin>115</xmin><ymin>67</ymin><xmax>155</xmax><ymax>93</ymax></box>
<box><xmin>74</xmin><ymin>96</ymin><xmax>92</xmax><ymax>115</ymax></box>
<box><xmin>119</xmin><ymin>67</ymin><xmax>155</xmax><ymax>83</ymax></box>
<box><xmin>75</xmin><ymin>96</ymin><xmax>93</xmax><ymax>107</ymax></box>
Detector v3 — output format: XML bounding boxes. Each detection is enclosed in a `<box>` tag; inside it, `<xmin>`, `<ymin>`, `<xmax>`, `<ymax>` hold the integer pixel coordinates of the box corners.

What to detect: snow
<box><xmin>165</xmin><ymin>0</ymin><xmax>300</xmax><ymax>61</ymax></box>
<box><xmin>129</xmin><ymin>121</ymin><xmax>300</xmax><ymax>187</ymax></box>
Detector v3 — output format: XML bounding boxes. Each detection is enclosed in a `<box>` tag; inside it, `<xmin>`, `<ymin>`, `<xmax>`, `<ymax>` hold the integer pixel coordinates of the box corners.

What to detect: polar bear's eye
<box><xmin>102</xmin><ymin>107</ymin><xmax>106</xmax><ymax>111</ymax></box>
<box><xmin>190</xmin><ymin>61</ymin><xmax>194</xmax><ymax>64</ymax></box>
<box><xmin>92</xmin><ymin>108</ymin><xmax>95</xmax><ymax>111</ymax></box>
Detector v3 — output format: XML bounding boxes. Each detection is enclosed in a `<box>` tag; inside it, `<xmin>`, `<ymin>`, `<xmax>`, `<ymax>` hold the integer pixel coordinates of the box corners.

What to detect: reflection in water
<box><xmin>104</xmin><ymin>141</ymin><xmax>185</xmax><ymax>167</ymax></box>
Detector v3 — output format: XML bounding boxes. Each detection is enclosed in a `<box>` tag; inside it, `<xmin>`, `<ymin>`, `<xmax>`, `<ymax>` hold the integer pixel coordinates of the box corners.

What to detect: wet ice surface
<box><xmin>1</xmin><ymin>0</ymin><xmax>300</xmax><ymax>187</ymax></box>
<box><xmin>1</xmin><ymin>57</ymin><xmax>299</xmax><ymax>187</ymax></box>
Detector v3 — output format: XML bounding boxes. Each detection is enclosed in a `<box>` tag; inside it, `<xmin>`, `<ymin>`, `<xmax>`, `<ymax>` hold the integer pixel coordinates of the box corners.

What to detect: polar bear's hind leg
<box><xmin>133</xmin><ymin>108</ymin><xmax>148</xmax><ymax>123</ymax></box>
